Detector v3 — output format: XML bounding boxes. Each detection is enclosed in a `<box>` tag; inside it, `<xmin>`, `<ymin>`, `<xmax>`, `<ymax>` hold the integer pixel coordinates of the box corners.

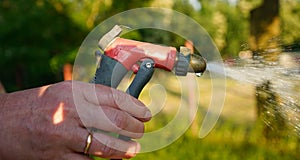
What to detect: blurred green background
<box><xmin>1</xmin><ymin>0</ymin><xmax>299</xmax><ymax>159</ymax></box>
<box><xmin>1</xmin><ymin>0</ymin><xmax>300</xmax><ymax>91</ymax></box>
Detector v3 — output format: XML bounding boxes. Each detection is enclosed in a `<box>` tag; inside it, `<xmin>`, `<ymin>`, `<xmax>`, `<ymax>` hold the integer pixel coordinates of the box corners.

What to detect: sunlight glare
<box><xmin>53</xmin><ymin>102</ymin><xmax>65</xmax><ymax>124</ymax></box>
<box><xmin>38</xmin><ymin>85</ymin><xmax>50</xmax><ymax>97</ymax></box>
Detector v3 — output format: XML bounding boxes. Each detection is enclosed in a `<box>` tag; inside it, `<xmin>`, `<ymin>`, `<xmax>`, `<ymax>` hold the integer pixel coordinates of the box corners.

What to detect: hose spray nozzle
<box><xmin>175</xmin><ymin>47</ymin><xmax>207</xmax><ymax>77</ymax></box>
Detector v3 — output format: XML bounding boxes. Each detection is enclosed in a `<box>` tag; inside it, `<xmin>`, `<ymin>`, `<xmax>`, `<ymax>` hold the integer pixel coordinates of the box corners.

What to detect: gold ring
<box><xmin>84</xmin><ymin>133</ymin><xmax>93</xmax><ymax>155</ymax></box>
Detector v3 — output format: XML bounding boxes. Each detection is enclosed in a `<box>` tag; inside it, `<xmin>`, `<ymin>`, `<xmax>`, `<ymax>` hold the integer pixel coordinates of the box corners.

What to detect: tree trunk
<box><xmin>250</xmin><ymin>0</ymin><xmax>286</xmax><ymax>141</ymax></box>
<box><xmin>249</xmin><ymin>0</ymin><xmax>280</xmax><ymax>62</ymax></box>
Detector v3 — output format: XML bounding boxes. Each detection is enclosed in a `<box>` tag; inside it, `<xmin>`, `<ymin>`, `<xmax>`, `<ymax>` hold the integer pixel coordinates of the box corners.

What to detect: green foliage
<box><xmin>184</xmin><ymin>0</ymin><xmax>249</xmax><ymax>58</ymax></box>
<box><xmin>281</xmin><ymin>0</ymin><xmax>300</xmax><ymax>44</ymax></box>
<box><xmin>133</xmin><ymin>120</ymin><xmax>298</xmax><ymax>160</ymax></box>
<box><xmin>1</xmin><ymin>0</ymin><xmax>300</xmax><ymax>91</ymax></box>
<box><xmin>94</xmin><ymin>113</ymin><xmax>298</xmax><ymax>160</ymax></box>
<box><xmin>219</xmin><ymin>1</ymin><xmax>249</xmax><ymax>57</ymax></box>
<box><xmin>0</xmin><ymin>0</ymin><xmax>86</xmax><ymax>91</ymax></box>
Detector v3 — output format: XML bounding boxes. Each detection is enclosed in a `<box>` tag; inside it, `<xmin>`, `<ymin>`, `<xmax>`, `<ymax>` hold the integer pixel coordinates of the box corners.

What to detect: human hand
<box><xmin>0</xmin><ymin>81</ymin><xmax>151</xmax><ymax>160</ymax></box>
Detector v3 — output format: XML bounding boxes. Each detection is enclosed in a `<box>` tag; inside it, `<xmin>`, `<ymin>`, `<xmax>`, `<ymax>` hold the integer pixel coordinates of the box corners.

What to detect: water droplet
<box><xmin>195</xmin><ymin>72</ymin><xmax>202</xmax><ymax>77</ymax></box>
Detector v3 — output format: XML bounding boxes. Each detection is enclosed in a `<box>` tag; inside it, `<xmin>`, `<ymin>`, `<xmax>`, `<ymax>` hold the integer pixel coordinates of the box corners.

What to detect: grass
<box><xmin>133</xmin><ymin>115</ymin><xmax>299</xmax><ymax>160</ymax></box>
<box><xmin>95</xmin><ymin>73</ymin><xmax>300</xmax><ymax>160</ymax></box>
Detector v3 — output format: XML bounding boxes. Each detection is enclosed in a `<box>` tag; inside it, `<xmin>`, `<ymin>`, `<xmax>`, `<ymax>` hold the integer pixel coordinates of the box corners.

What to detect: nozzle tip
<box><xmin>188</xmin><ymin>54</ymin><xmax>206</xmax><ymax>74</ymax></box>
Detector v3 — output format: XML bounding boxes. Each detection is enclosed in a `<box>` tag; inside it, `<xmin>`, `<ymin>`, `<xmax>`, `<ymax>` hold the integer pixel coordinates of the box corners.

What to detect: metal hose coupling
<box><xmin>175</xmin><ymin>47</ymin><xmax>207</xmax><ymax>76</ymax></box>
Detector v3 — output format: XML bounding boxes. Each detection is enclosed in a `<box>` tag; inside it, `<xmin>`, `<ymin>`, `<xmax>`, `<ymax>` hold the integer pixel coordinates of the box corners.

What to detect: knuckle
<box><xmin>108</xmin><ymin>110</ymin><xmax>146</xmax><ymax>139</ymax></box>
<box><xmin>111</xmin><ymin>112</ymin><xmax>128</xmax><ymax>132</ymax></box>
<box><xmin>58</xmin><ymin>81</ymin><xmax>73</xmax><ymax>91</ymax></box>
<box><xmin>43</xmin><ymin>81</ymin><xmax>72</xmax><ymax>98</ymax></box>
<box><xmin>137</xmin><ymin>124</ymin><xmax>145</xmax><ymax>138</ymax></box>
<box><xmin>111</xmin><ymin>90</ymin><xmax>126</xmax><ymax>108</ymax></box>
<box><xmin>131</xmin><ymin>123</ymin><xmax>144</xmax><ymax>139</ymax></box>
<box><xmin>100</xmin><ymin>139</ymin><xmax>116</xmax><ymax>158</ymax></box>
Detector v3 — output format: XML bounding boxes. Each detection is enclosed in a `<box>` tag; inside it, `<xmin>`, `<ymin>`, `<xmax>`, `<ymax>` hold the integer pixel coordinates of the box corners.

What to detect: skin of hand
<box><xmin>0</xmin><ymin>81</ymin><xmax>151</xmax><ymax>160</ymax></box>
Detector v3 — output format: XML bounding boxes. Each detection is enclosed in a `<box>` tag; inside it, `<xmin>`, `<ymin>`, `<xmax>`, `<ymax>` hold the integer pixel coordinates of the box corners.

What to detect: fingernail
<box><xmin>144</xmin><ymin>110</ymin><xmax>152</xmax><ymax>118</ymax></box>
<box><xmin>135</xmin><ymin>143</ymin><xmax>141</xmax><ymax>154</ymax></box>
<box><xmin>127</xmin><ymin>142</ymin><xmax>140</xmax><ymax>155</ymax></box>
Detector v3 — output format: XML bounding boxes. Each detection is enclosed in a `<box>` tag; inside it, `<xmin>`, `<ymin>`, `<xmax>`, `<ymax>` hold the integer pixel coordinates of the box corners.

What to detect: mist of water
<box><xmin>206</xmin><ymin>54</ymin><xmax>300</xmax><ymax>136</ymax></box>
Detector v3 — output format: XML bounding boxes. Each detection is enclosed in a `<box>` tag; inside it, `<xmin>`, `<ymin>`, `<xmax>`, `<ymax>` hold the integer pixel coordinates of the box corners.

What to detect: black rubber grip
<box><xmin>94</xmin><ymin>54</ymin><xmax>127</xmax><ymax>88</ymax></box>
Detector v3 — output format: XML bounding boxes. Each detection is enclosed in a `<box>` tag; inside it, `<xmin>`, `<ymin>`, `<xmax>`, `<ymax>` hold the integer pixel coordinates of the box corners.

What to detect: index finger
<box><xmin>79</xmin><ymin>82</ymin><xmax>152</xmax><ymax>120</ymax></box>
